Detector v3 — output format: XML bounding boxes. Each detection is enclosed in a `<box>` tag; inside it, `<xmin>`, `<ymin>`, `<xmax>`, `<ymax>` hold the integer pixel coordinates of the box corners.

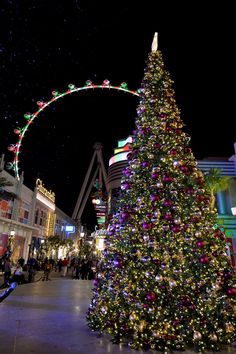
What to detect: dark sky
<box><xmin>0</xmin><ymin>1</ymin><xmax>235</xmax><ymax>230</ymax></box>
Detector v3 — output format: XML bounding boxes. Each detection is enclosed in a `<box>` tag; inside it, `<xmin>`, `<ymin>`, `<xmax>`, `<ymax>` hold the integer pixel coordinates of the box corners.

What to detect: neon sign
<box><xmin>36</xmin><ymin>179</ymin><xmax>55</xmax><ymax>203</ymax></box>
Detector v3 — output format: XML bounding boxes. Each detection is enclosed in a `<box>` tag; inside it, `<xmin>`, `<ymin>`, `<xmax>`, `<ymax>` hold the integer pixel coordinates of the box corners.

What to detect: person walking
<box><xmin>4</xmin><ymin>257</ymin><xmax>12</xmax><ymax>283</ymax></box>
<box><xmin>61</xmin><ymin>257</ymin><xmax>69</xmax><ymax>277</ymax></box>
<box><xmin>57</xmin><ymin>258</ymin><xmax>63</xmax><ymax>272</ymax></box>
<box><xmin>42</xmin><ymin>259</ymin><xmax>52</xmax><ymax>281</ymax></box>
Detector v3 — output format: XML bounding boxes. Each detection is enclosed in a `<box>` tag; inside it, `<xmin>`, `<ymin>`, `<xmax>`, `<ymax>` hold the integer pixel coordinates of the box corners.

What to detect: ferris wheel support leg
<box><xmin>72</xmin><ymin>151</ymin><xmax>97</xmax><ymax>220</ymax></box>
<box><xmin>77</xmin><ymin>166</ymin><xmax>99</xmax><ymax>222</ymax></box>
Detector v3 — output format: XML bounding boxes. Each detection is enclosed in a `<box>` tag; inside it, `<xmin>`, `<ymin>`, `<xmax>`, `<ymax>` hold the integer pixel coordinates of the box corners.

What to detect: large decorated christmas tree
<box><xmin>87</xmin><ymin>33</ymin><xmax>236</xmax><ymax>352</ymax></box>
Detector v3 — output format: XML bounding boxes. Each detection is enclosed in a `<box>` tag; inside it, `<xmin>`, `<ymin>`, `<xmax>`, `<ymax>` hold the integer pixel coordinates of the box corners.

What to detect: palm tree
<box><xmin>0</xmin><ymin>168</ymin><xmax>13</xmax><ymax>189</ymax></box>
<box><xmin>204</xmin><ymin>168</ymin><xmax>232</xmax><ymax>210</ymax></box>
<box><xmin>0</xmin><ymin>168</ymin><xmax>16</xmax><ymax>200</ymax></box>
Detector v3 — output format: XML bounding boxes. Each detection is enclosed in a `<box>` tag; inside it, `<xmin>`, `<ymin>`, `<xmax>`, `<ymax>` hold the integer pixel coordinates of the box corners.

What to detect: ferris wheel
<box><xmin>6</xmin><ymin>80</ymin><xmax>140</xmax><ymax>223</ymax></box>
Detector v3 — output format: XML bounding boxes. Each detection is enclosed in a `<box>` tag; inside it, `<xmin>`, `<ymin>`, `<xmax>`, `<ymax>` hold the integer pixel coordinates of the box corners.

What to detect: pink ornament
<box><xmin>199</xmin><ymin>255</ymin><xmax>209</xmax><ymax>264</ymax></box>
<box><xmin>164</xmin><ymin>212</ymin><xmax>172</xmax><ymax>220</ymax></box>
<box><xmin>163</xmin><ymin>176</ymin><xmax>173</xmax><ymax>183</ymax></box>
<box><xmin>170</xmin><ymin>149</ymin><xmax>177</xmax><ymax>156</ymax></box>
<box><xmin>142</xmin><ymin>222</ymin><xmax>151</xmax><ymax>230</ymax></box>
<box><xmin>163</xmin><ymin>200</ymin><xmax>172</xmax><ymax>207</ymax></box>
<box><xmin>172</xmin><ymin>225</ymin><xmax>180</xmax><ymax>233</ymax></box>
<box><xmin>196</xmin><ymin>241</ymin><xmax>205</xmax><ymax>247</ymax></box>
<box><xmin>226</xmin><ymin>287</ymin><xmax>236</xmax><ymax>296</ymax></box>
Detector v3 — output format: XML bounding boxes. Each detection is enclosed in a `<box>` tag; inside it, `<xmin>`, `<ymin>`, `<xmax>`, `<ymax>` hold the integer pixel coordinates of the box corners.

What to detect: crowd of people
<box><xmin>0</xmin><ymin>254</ymin><xmax>102</xmax><ymax>287</ymax></box>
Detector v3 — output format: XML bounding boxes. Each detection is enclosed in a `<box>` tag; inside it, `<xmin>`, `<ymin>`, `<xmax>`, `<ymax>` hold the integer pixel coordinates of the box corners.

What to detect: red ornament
<box><xmin>170</xmin><ymin>149</ymin><xmax>177</xmax><ymax>156</ymax></box>
<box><xmin>154</xmin><ymin>142</ymin><xmax>161</xmax><ymax>149</ymax></box>
<box><xmin>197</xmin><ymin>195</ymin><xmax>205</xmax><ymax>202</ymax></box>
<box><xmin>146</xmin><ymin>291</ymin><xmax>156</xmax><ymax>301</ymax></box>
<box><xmin>172</xmin><ymin>225</ymin><xmax>180</xmax><ymax>233</ymax></box>
<box><xmin>163</xmin><ymin>176</ymin><xmax>173</xmax><ymax>183</ymax></box>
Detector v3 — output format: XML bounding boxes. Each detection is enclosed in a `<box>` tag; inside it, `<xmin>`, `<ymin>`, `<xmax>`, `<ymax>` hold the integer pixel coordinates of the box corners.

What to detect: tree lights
<box><xmin>87</xmin><ymin>36</ymin><xmax>236</xmax><ymax>351</ymax></box>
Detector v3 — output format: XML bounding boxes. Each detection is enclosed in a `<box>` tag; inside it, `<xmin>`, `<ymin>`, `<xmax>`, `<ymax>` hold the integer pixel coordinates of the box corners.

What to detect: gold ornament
<box><xmin>193</xmin><ymin>331</ymin><xmax>202</xmax><ymax>341</ymax></box>
<box><xmin>139</xmin><ymin>320</ymin><xmax>146</xmax><ymax>331</ymax></box>
<box><xmin>209</xmin><ymin>334</ymin><xmax>218</xmax><ymax>342</ymax></box>
<box><xmin>226</xmin><ymin>323</ymin><xmax>235</xmax><ymax>333</ymax></box>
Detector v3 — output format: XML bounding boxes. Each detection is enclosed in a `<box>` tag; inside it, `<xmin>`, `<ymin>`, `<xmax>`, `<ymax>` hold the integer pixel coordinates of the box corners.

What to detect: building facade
<box><xmin>107</xmin><ymin>137</ymin><xmax>236</xmax><ymax>266</ymax></box>
<box><xmin>0</xmin><ymin>155</ymin><xmax>77</xmax><ymax>264</ymax></box>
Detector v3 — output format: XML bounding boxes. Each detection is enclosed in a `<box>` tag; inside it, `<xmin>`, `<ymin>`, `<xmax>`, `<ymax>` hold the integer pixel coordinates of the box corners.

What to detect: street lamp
<box><xmin>6</xmin><ymin>230</ymin><xmax>15</xmax><ymax>257</ymax></box>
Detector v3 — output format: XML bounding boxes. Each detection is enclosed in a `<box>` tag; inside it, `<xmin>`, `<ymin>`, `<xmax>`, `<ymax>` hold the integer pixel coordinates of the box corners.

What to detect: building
<box><xmin>107</xmin><ymin>137</ymin><xmax>236</xmax><ymax>266</ymax></box>
<box><xmin>0</xmin><ymin>155</ymin><xmax>77</xmax><ymax>264</ymax></box>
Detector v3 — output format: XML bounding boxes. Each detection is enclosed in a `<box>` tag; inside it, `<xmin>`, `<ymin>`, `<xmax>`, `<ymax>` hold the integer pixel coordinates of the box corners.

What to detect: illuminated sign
<box><xmin>109</xmin><ymin>152</ymin><xmax>130</xmax><ymax>166</ymax></box>
<box><xmin>65</xmin><ymin>225</ymin><xmax>75</xmax><ymax>232</ymax></box>
<box><xmin>36</xmin><ymin>179</ymin><xmax>55</xmax><ymax>203</ymax></box>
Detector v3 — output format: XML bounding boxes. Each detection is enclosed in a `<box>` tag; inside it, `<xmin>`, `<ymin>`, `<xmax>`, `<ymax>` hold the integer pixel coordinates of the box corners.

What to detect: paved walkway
<box><xmin>0</xmin><ymin>272</ymin><xmax>236</xmax><ymax>354</ymax></box>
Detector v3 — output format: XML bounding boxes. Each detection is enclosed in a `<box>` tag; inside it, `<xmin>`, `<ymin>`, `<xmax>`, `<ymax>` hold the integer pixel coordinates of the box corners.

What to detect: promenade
<box><xmin>0</xmin><ymin>272</ymin><xmax>236</xmax><ymax>354</ymax></box>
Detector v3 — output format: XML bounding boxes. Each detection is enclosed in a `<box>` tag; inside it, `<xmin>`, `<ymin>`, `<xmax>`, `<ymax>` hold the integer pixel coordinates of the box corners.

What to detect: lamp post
<box><xmin>6</xmin><ymin>230</ymin><xmax>15</xmax><ymax>257</ymax></box>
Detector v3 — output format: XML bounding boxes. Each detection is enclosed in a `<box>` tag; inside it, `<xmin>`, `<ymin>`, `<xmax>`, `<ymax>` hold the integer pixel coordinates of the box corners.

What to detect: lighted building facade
<box><xmin>0</xmin><ymin>155</ymin><xmax>77</xmax><ymax>263</ymax></box>
<box><xmin>107</xmin><ymin>138</ymin><xmax>236</xmax><ymax>266</ymax></box>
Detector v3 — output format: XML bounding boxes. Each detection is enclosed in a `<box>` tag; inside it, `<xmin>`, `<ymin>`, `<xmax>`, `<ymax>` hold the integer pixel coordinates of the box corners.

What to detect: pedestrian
<box><xmin>27</xmin><ymin>255</ymin><xmax>38</xmax><ymax>283</ymax></box>
<box><xmin>61</xmin><ymin>257</ymin><xmax>69</xmax><ymax>277</ymax></box>
<box><xmin>18</xmin><ymin>257</ymin><xmax>25</xmax><ymax>268</ymax></box>
<box><xmin>42</xmin><ymin>259</ymin><xmax>52</xmax><ymax>281</ymax></box>
<box><xmin>58</xmin><ymin>258</ymin><xmax>63</xmax><ymax>272</ymax></box>
<box><xmin>4</xmin><ymin>257</ymin><xmax>11</xmax><ymax>283</ymax></box>
<box><xmin>12</xmin><ymin>262</ymin><xmax>25</xmax><ymax>284</ymax></box>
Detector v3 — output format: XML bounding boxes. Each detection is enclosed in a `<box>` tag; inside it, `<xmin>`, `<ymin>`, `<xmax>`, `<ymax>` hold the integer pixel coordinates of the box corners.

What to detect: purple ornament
<box><xmin>150</xmin><ymin>194</ymin><xmax>159</xmax><ymax>202</ymax></box>
<box><xmin>121</xmin><ymin>182</ymin><xmax>131</xmax><ymax>190</ymax></box>
<box><xmin>163</xmin><ymin>200</ymin><xmax>172</xmax><ymax>207</ymax></box>
<box><xmin>151</xmin><ymin>172</ymin><xmax>159</xmax><ymax>179</ymax></box>
<box><xmin>142</xmin><ymin>222</ymin><xmax>151</xmax><ymax>230</ymax></box>
<box><xmin>141</xmin><ymin>161</ymin><xmax>149</xmax><ymax>168</ymax></box>
<box><xmin>121</xmin><ymin>212</ymin><xmax>129</xmax><ymax>220</ymax></box>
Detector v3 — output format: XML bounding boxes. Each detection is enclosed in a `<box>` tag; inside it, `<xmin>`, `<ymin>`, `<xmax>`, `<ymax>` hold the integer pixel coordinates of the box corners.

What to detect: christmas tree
<box><xmin>87</xmin><ymin>33</ymin><xmax>236</xmax><ymax>352</ymax></box>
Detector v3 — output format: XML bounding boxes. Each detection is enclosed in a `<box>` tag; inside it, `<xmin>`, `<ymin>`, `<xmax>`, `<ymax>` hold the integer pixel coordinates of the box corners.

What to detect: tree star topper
<box><xmin>151</xmin><ymin>32</ymin><xmax>158</xmax><ymax>52</ymax></box>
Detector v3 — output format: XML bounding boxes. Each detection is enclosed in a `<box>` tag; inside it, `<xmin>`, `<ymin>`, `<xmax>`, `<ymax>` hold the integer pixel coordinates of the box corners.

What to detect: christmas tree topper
<box><xmin>151</xmin><ymin>32</ymin><xmax>158</xmax><ymax>52</ymax></box>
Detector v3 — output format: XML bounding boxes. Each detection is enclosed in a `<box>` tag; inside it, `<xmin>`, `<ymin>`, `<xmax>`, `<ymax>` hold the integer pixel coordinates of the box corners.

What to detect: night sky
<box><xmin>0</xmin><ymin>1</ymin><xmax>234</xmax><ymax>230</ymax></box>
